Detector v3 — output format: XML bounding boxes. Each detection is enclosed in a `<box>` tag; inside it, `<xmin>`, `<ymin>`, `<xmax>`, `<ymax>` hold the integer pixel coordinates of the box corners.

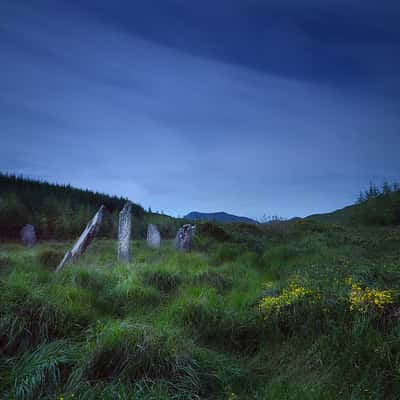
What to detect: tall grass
<box><xmin>1</xmin><ymin>222</ymin><xmax>400</xmax><ymax>399</ymax></box>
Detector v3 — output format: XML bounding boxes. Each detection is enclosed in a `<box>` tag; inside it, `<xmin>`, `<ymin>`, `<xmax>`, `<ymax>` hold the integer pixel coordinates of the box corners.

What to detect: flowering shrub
<box><xmin>259</xmin><ymin>282</ymin><xmax>320</xmax><ymax>316</ymax></box>
<box><xmin>348</xmin><ymin>281</ymin><xmax>393</xmax><ymax>313</ymax></box>
<box><xmin>383</xmin><ymin>234</ymin><xmax>400</xmax><ymax>242</ymax></box>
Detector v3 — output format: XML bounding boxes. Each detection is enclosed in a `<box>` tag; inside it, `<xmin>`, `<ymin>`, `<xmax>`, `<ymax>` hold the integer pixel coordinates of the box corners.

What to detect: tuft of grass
<box><xmin>193</xmin><ymin>270</ymin><xmax>232</xmax><ymax>292</ymax></box>
<box><xmin>10</xmin><ymin>340</ymin><xmax>81</xmax><ymax>400</ymax></box>
<box><xmin>140</xmin><ymin>269</ymin><xmax>183</xmax><ymax>293</ymax></box>
<box><xmin>0</xmin><ymin>255</ymin><xmax>15</xmax><ymax>274</ymax></box>
<box><xmin>81</xmin><ymin>321</ymin><xmax>202</xmax><ymax>397</ymax></box>
<box><xmin>37</xmin><ymin>248</ymin><xmax>65</xmax><ymax>270</ymax></box>
<box><xmin>0</xmin><ymin>270</ymin><xmax>93</xmax><ymax>354</ymax></box>
<box><xmin>101</xmin><ymin>283</ymin><xmax>162</xmax><ymax>316</ymax></box>
<box><xmin>175</xmin><ymin>288</ymin><xmax>266</xmax><ymax>354</ymax></box>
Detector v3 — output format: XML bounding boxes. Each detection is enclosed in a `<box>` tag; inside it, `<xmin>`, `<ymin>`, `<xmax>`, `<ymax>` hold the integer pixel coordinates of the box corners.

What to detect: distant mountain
<box><xmin>185</xmin><ymin>211</ymin><xmax>258</xmax><ymax>224</ymax></box>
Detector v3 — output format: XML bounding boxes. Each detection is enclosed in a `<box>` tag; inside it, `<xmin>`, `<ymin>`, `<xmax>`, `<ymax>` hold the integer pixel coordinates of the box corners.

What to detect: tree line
<box><xmin>353</xmin><ymin>181</ymin><xmax>400</xmax><ymax>225</ymax></box>
<box><xmin>0</xmin><ymin>173</ymin><xmax>181</xmax><ymax>241</ymax></box>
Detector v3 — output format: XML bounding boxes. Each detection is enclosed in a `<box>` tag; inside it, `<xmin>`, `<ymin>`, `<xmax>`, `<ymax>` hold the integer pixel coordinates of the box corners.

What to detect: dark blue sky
<box><xmin>1</xmin><ymin>0</ymin><xmax>399</xmax><ymax>218</ymax></box>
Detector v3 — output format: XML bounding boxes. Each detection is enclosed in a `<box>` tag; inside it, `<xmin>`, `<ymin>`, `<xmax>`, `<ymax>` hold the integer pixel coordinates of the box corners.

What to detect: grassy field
<box><xmin>1</xmin><ymin>221</ymin><xmax>400</xmax><ymax>399</ymax></box>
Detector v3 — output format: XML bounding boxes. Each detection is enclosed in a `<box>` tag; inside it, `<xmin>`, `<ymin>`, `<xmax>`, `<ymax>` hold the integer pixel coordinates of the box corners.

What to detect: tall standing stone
<box><xmin>20</xmin><ymin>224</ymin><xmax>37</xmax><ymax>247</ymax></box>
<box><xmin>147</xmin><ymin>224</ymin><xmax>161</xmax><ymax>248</ymax></box>
<box><xmin>118</xmin><ymin>202</ymin><xmax>132</xmax><ymax>262</ymax></box>
<box><xmin>175</xmin><ymin>224</ymin><xmax>195</xmax><ymax>251</ymax></box>
<box><xmin>56</xmin><ymin>205</ymin><xmax>104</xmax><ymax>272</ymax></box>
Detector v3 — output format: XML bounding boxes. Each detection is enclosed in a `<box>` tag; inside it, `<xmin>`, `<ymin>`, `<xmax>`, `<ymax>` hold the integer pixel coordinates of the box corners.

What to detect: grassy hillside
<box><xmin>306</xmin><ymin>203</ymin><xmax>358</xmax><ymax>225</ymax></box>
<box><xmin>308</xmin><ymin>183</ymin><xmax>400</xmax><ymax>226</ymax></box>
<box><xmin>0</xmin><ymin>173</ymin><xmax>181</xmax><ymax>241</ymax></box>
<box><xmin>185</xmin><ymin>211</ymin><xmax>258</xmax><ymax>224</ymax></box>
<box><xmin>1</xmin><ymin>220</ymin><xmax>400</xmax><ymax>399</ymax></box>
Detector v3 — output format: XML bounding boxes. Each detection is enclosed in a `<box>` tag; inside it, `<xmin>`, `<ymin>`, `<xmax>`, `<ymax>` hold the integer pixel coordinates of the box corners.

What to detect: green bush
<box><xmin>197</xmin><ymin>222</ymin><xmax>231</xmax><ymax>242</ymax></box>
<box><xmin>212</xmin><ymin>243</ymin><xmax>243</xmax><ymax>265</ymax></box>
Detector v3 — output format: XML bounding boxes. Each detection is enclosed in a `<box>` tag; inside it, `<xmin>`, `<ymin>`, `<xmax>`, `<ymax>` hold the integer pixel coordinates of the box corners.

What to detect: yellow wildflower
<box><xmin>259</xmin><ymin>282</ymin><xmax>319</xmax><ymax>316</ymax></box>
<box><xmin>349</xmin><ymin>282</ymin><xmax>393</xmax><ymax>313</ymax></box>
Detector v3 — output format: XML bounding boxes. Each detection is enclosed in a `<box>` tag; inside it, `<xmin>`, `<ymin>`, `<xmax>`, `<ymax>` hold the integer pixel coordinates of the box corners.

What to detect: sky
<box><xmin>1</xmin><ymin>0</ymin><xmax>399</xmax><ymax>219</ymax></box>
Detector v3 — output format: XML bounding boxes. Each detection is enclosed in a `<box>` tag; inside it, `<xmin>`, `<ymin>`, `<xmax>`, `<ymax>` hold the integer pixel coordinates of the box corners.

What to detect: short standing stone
<box><xmin>147</xmin><ymin>224</ymin><xmax>161</xmax><ymax>248</ymax></box>
<box><xmin>20</xmin><ymin>224</ymin><xmax>37</xmax><ymax>247</ymax></box>
<box><xmin>175</xmin><ymin>227</ymin><xmax>184</xmax><ymax>250</ymax></box>
<box><xmin>175</xmin><ymin>224</ymin><xmax>195</xmax><ymax>251</ymax></box>
<box><xmin>118</xmin><ymin>202</ymin><xmax>132</xmax><ymax>262</ymax></box>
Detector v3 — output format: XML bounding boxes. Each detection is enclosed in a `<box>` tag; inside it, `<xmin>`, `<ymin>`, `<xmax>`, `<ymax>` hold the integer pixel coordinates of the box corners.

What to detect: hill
<box><xmin>307</xmin><ymin>184</ymin><xmax>400</xmax><ymax>226</ymax></box>
<box><xmin>185</xmin><ymin>211</ymin><xmax>258</xmax><ymax>224</ymax></box>
<box><xmin>306</xmin><ymin>204</ymin><xmax>358</xmax><ymax>225</ymax></box>
<box><xmin>0</xmin><ymin>173</ymin><xmax>181</xmax><ymax>240</ymax></box>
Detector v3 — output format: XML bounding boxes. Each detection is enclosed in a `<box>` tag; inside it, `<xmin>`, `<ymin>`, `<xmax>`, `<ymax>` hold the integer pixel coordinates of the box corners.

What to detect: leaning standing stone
<box><xmin>20</xmin><ymin>224</ymin><xmax>37</xmax><ymax>247</ymax></box>
<box><xmin>118</xmin><ymin>202</ymin><xmax>132</xmax><ymax>262</ymax></box>
<box><xmin>147</xmin><ymin>224</ymin><xmax>161</xmax><ymax>248</ymax></box>
<box><xmin>56</xmin><ymin>205</ymin><xmax>104</xmax><ymax>272</ymax></box>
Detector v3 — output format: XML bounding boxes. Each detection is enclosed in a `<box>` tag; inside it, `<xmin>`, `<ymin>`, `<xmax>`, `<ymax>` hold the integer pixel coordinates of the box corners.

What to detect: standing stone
<box><xmin>56</xmin><ymin>205</ymin><xmax>104</xmax><ymax>272</ymax></box>
<box><xmin>147</xmin><ymin>224</ymin><xmax>161</xmax><ymax>248</ymax></box>
<box><xmin>118</xmin><ymin>202</ymin><xmax>132</xmax><ymax>262</ymax></box>
<box><xmin>175</xmin><ymin>227</ymin><xmax>185</xmax><ymax>250</ymax></box>
<box><xmin>175</xmin><ymin>224</ymin><xmax>195</xmax><ymax>251</ymax></box>
<box><xmin>20</xmin><ymin>224</ymin><xmax>37</xmax><ymax>247</ymax></box>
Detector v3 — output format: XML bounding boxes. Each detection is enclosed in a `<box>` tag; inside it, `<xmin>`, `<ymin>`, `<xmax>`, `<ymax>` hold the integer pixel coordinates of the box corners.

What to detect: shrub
<box><xmin>237</xmin><ymin>251</ymin><xmax>264</xmax><ymax>270</ymax></box>
<box><xmin>259</xmin><ymin>282</ymin><xmax>319</xmax><ymax>314</ymax></box>
<box><xmin>348</xmin><ymin>282</ymin><xmax>394</xmax><ymax>313</ymax></box>
<box><xmin>295</xmin><ymin>219</ymin><xmax>331</xmax><ymax>233</ymax></box>
<box><xmin>263</xmin><ymin>244</ymin><xmax>298</xmax><ymax>266</ymax></box>
<box><xmin>228</xmin><ymin>223</ymin><xmax>263</xmax><ymax>238</ymax></box>
<box><xmin>258</xmin><ymin>278</ymin><xmax>350</xmax><ymax>337</ymax></box>
<box><xmin>212</xmin><ymin>244</ymin><xmax>243</xmax><ymax>265</ymax></box>
<box><xmin>197</xmin><ymin>222</ymin><xmax>231</xmax><ymax>242</ymax></box>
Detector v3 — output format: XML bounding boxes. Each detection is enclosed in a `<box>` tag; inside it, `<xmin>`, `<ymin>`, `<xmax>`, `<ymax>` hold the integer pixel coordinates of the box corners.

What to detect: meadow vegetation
<box><xmin>1</xmin><ymin>216</ymin><xmax>400</xmax><ymax>399</ymax></box>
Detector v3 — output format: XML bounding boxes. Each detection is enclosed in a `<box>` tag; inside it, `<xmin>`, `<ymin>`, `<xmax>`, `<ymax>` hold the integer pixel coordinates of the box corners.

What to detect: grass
<box><xmin>1</xmin><ymin>222</ymin><xmax>400</xmax><ymax>399</ymax></box>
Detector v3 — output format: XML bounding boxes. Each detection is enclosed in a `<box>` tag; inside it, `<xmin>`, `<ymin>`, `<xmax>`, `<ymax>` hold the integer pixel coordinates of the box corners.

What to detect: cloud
<box><xmin>61</xmin><ymin>0</ymin><xmax>400</xmax><ymax>93</ymax></box>
<box><xmin>0</xmin><ymin>0</ymin><xmax>399</xmax><ymax>218</ymax></box>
